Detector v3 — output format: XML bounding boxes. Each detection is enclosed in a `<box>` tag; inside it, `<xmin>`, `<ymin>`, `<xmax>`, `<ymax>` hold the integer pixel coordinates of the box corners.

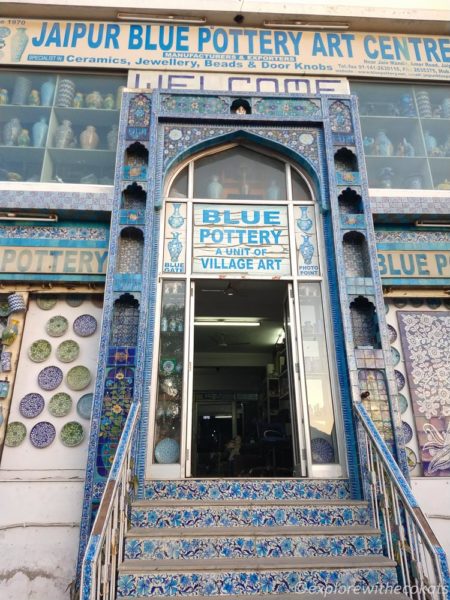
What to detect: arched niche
<box><xmin>334</xmin><ymin>147</ymin><xmax>358</xmax><ymax>173</ymax></box>
<box><xmin>124</xmin><ymin>142</ymin><xmax>149</xmax><ymax>179</ymax></box>
<box><xmin>230</xmin><ymin>98</ymin><xmax>252</xmax><ymax>114</ymax></box>
<box><xmin>343</xmin><ymin>231</ymin><xmax>371</xmax><ymax>277</ymax></box>
<box><xmin>350</xmin><ymin>296</ymin><xmax>380</xmax><ymax>349</ymax></box>
<box><xmin>121</xmin><ymin>183</ymin><xmax>146</xmax><ymax>210</ymax></box>
<box><xmin>338</xmin><ymin>188</ymin><xmax>363</xmax><ymax>214</ymax></box>
<box><xmin>117</xmin><ymin>227</ymin><xmax>144</xmax><ymax>273</ymax></box>
<box><xmin>110</xmin><ymin>293</ymin><xmax>140</xmax><ymax>346</ymax></box>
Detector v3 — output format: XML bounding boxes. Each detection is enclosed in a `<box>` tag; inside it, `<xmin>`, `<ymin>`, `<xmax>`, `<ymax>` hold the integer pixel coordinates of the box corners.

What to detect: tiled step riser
<box><xmin>117</xmin><ymin>567</ymin><xmax>397</xmax><ymax>597</ymax></box>
<box><xmin>144</xmin><ymin>479</ymin><xmax>351</xmax><ymax>502</ymax></box>
<box><xmin>130</xmin><ymin>505</ymin><xmax>369</xmax><ymax>529</ymax></box>
<box><xmin>125</xmin><ymin>534</ymin><xmax>382</xmax><ymax>560</ymax></box>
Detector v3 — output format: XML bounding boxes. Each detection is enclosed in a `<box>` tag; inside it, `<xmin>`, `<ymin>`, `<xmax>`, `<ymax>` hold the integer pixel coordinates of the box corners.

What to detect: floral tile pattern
<box><xmin>116</xmin><ymin>567</ymin><xmax>398</xmax><ymax>597</ymax></box>
<box><xmin>124</xmin><ymin>533</ymin><xmax>382</xmax><ymax>560</ymax></box>
<box><xmin>144</xmin><ymin>479</ymin><xmax>350</xmax><ymax>501</ymax></box>
<box><xmin>130</xmin><ymin>504</ymin><xmax>369</xmax><ymax>529</ymax></box>
<box><xmin>398</xmin><ymin>311</ymin><xmax>450</xmax><ymax>476</ymax></box>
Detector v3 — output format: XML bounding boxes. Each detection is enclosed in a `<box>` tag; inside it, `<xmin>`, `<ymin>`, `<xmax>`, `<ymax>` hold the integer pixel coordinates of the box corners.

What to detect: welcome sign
<box><xmin>193</xmin><ymin>204</ymin><xmax>290</xmax><ymax>276</ymax></box>
<box><xmin>0</xmin><ymin>18</ymin><xmax>449</xmax><ymax>80</ymax></box>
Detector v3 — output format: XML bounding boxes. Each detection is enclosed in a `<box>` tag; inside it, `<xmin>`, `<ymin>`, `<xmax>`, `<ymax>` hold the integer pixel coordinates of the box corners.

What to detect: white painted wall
<box><xmin>411</xmin><ymin>478</ymin><xmax>450</xmax><ymax>559</ymax></box>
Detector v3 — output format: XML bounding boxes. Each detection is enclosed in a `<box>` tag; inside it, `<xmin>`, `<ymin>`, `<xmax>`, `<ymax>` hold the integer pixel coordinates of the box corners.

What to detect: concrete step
<box><xmin>118</xmin><ymin>594</ymin><xmax>408</xmax><ymax>600</ymax></box>
<box><xmin>124</xmin><ymin>525</ymin><xmax>383</xmax><ymax>560</ymax></box>
<box><xmin>143</xmin><ymin>479</ymin><xmax>351</xmax><ymax>502</ymax></box>
<box><xmin>130</xmin><ymin>500</ymin><xmax>369</xmax><ymax>529</ymax></box>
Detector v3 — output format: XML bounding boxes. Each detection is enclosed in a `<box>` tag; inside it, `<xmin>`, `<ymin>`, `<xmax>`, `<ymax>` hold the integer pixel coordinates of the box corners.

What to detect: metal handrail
<box><xmin>355</xmin><ymin>402</ymin><xmax>450</xmax><ymax>600</ymax></box>
<box><xmin>80</xmin><ymin>401</ymin><xmax>141</xmax><ymax>600</ymax></box>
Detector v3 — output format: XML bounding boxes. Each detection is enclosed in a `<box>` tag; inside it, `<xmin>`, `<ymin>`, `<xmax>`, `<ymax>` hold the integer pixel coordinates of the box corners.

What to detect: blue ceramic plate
<box><xmin>77</xmin><ymin>393</ymin><xmax>93</xmax><ymax>420</ymax></box>
<box><xmin>311</xmin><ymin>437</ymin><xmax>335</xmax><ymax>464</ymax></box>
<box><xmin>154</xmin><ymin>438</ymin><xmax>180</xmax><ymax>464</ymax></box>
<box><xmin>402</xmin><ymin>421</ymin><xmax>413</xmax><ymax>444</ymax></box>
<box><xmin>387</xmin><ymin>325</ymin><xmax>397</xmax><ymax>344</ymax></box>
<box><xmin>395</xmin><ymin>370</ymin><xmax>406</xmax><ymax>391</ymax></box>
<box><xmin>390</xmin><ymin>347</ymin><xmax>400</xmax><ymax>366</ymax></box>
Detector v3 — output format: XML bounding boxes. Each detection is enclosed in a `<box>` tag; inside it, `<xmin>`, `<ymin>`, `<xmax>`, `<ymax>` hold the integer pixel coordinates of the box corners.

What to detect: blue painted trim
<box><xmin>0</xmin><ymin>274</ymin><xmax>105</xmax><ymax>281</ymax></box>
<box><xmin>0</xmin><ymin>239</ymin><xmax>107</xmax><ymax>248</ymax></box>
<box><xmin>378</xmin><ymin>243</ymin><xmax>450</xmax><ymax>250</ymax></box>
<box><xmin>381</xmin><ymin>278</ymin><xmax>450</xmax><ymax>286</ymax></box>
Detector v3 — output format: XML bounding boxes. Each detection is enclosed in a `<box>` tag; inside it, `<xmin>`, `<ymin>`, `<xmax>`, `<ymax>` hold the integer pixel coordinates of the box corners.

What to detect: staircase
<box><xmin>116</xmin><ymin>478</ymin><xmax>398</xmax><ymax>598</ymax></box>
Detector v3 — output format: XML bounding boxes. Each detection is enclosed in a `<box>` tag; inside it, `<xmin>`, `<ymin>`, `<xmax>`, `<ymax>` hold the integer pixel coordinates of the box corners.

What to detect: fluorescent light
<box><xmin>415</xmin><ymin>220</ymin><xmax>450</xmax><ymax>228</ymax></box>
<box><xmin>0</xmin><ymin>212</ymin><xmax>58</xmax><ymax>222</ymax></box>
<box><xmin>117</xmin><ymin>13</ymin><xmax>207</xmax><ymax>25</ymax></box>
<box><xmin>194</xmin><ymin>320</ymin><xmax>260</xmax><ymax>327</ymax></box>
<box><xmin>264</xmin><ymin>20</ymin><xmax>349</xmax><ymax>30</ymax></box>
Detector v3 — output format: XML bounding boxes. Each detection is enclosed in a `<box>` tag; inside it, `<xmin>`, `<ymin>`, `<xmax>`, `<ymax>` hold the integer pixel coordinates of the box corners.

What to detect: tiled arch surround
<box><xmin>77</xmin><ymin>89</ymin><xmax>409</xmax><ymax>568</ymax></box>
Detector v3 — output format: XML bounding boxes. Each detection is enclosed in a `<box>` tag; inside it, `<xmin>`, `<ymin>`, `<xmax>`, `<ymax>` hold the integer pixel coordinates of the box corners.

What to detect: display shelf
<box><xmin>54</xmin><ymin>107</ymin><xmax>120</xmax><ymax>128</ymax></box>
<box><xmin>365</xmin><ymin>156</ymin><xmax>432</xmax><ymax>189</ymax></box>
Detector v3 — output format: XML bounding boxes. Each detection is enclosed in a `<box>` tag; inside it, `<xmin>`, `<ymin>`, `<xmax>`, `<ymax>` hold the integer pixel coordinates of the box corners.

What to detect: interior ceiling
<box><xmin>194</xmin><ymin>279</ymin><xmax>286</xmax><ymax>354</ymax></box>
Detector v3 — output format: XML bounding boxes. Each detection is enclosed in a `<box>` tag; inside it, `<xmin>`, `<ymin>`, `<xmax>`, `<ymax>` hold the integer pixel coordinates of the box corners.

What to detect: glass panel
<box><xmin>0</xmin><ymin>69</ymin><xmax>125</xmax><ymax>184</ymax></box>
<box><xmin>169</xmin><ymin>166</ymin><xmax>188</xmax><ymax>198</ymax></box>
<box><xmin>291</xmin><ymin>169</ymin><xmax>312</xmax><ymax>200</ymax></box>
<box><xmin>298</xmin><ymin>282</ymin><xmax>338</xmax><ymax>464</ymax></box>
<box><xmin>153</xmin><ymin>281</ymin><xmax>186</xmax><ymax>465</ymax></box>
<box><xmin>193</xmin><ymin>146</ymin><xmax>287</xmax><ymax>200</ymax></box>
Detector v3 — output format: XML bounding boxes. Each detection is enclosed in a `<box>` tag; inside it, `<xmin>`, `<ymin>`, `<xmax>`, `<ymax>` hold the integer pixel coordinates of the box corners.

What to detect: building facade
<box><xmin>0</xmin><ymin>2</ymin><xmax>450</xmax><ymax>599</ymax></box>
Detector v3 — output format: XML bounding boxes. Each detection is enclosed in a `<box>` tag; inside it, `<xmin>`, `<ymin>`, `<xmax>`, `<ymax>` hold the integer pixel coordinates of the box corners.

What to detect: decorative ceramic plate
<box><xmin>299</xmin><ymin>133</ymin><xmax>314</xmax><ymax>145</ymax></box>
<box><xmin>443</xmin><ymin>299</ymin><xmax>450</xmax><ymax>310</ymax></box>
<box><xmin>28</xmin><ymin>339</ymin><xmax>52</xmax><ymax>363</ymax></box>
<box><xmin>66</xmin><ymin>365</ymin><xmax>91</xmax><ymax>391</ymax></box>
<box><xmin>48</xmin><ymin>392</ymin><xmax>72</xmax><ymax>417</ymax></box>
<box><xmin>73</xmin><ymin>314</ymin><xmax>97</xmax><ymax>337</ymax></box>
<box><xmin>56</xmin><ymin>340</ymin><xmax>80</xmax><ymax>363</ymax></box>
<box><xmin>19</xmin><ymin>392</ymin><xmax>45</xmax><ymax>418</ymax></box>
<box><xmin>46</xmin><ymin>315</ymin><xmax>69</xmax><ymax>337</ymax></box>
<box><xmin>390</xmin><ymin>346</ymin><xmax>400</xmax><ymax>366</ymax></box>
<box><xmin>397</xmin><ymin>393</ymin><xmax>408</xmax><ymax>414</ymax></box>
<box><xmin>91</xmin><ymin>295</ymin><xmax>103</xmax><ymax>308</ymax></box>
<box><xmin>36</xmin><ymin>295</ymin><xmax>57</xmax><ymax>310</ymax></box>
<box><xmin>394</xmin><ymin>370</ymin><xmax>406</xmax><ymax>391</ymax></box>
<box><xmin>66</xmin><ymin>294</ymin><xmax>84</xmax><ymax>307</ymax></box>
<box><xmin>154</xmin><ymin>437</ymin><xmax>180</xmax><ymax>464</ymax></box>
<box><xmin>387</xmin><ymin>324</ymin><xmax>397</xmax><ymax>344</ymax></box>
<box><xmin>5</xmin><ymin>421</ymin><xmax>27</xmax><ymax>447</ymax></box>
<box><xmin>30</xmin><ymin>421</ymin><xmax>56</xmax><ymax>448</ymax></box>
<box><xmin>402</xmin><ymin>421</ymin><xmax>413</xmax><ymax>444</ymax></box>
<box><xmin>410</xmin><ymin>298</ymin><xmax>424</xmax><ymax>308</ymax></box>
<box><xmin>393</xmin><ymin>299</ymin><xmax>407</xmax><ymax>308</ymax></box>
<box><xmin>60</xmin><ymin>421</ymin><xmax>84</xmax><ymax>447</ymax></box>
<box><xmin>426</xmin><ymin>298</ymin><xmax>442</xmax><ymax>310</ymax></box>
<box><xmin>311</xmin><ymin>437</ymin><xmax>335</xmax><ymax>464</ymax></box>
<box><xmin>77</xmin><ymin>393</ymin><xmax>93</xmax><ymax>420</ymax></box>
<box><xmin>38</xmin><ymin>365</ymin><xmax>63</xmax><ymax>391</ymax></box>
<box><xmin>406</xmin><ymin>447</ymin><xmax>417</xmax><ymax>471</ymax></box>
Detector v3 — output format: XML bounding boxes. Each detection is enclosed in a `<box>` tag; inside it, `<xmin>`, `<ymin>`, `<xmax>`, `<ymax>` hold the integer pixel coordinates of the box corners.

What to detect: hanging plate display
<box><xmin>406</xmin><ymin>447</ymin><xmax>417</xmax><ymax>471</ymax></box>
<box><xmin>397</xmin><ymin>393</ymin><xmax>408</xmax><ymax>414</ymax></box>
<box><xmin>46</xmin><ymin>315</ymin><xmax>69</xmax><ymax>337</ymax></box>
<box><xmin>393</xmin><ymin>299</ymin><xmax>407</xmax><ymax>308</ymax></box>
<box><xmin>394</xmin><ymin>370</ymin><xmax>406</xmax><ymax>391</ymax></box>
<box><xmin>390</xmin><ymin>347</ymin><xmax>401</xmax><ymax>366</ymax></box>
<box><xmin>38</xmin><ymin>365</ymin><xmax>63</xmax><ymax>391</ymax></box>
<box><xmin>426</xmin><ymin>298</ymin><xmax>442</xmax><ymax>310</ymax></box>
<box><xmin>30</xmin><ymin>421</ymin><xmax>56</xmax><ymax>448</ymax></box>
<box><xmin>5</xmin><ymin>421</ymin><xmax>27</xmax><ymax>447</ymax></box>
<box><xmin>410</xmin><ymin>298</ymin><xmax>424</xmax><ymax>308</ymax></box>
<box><xmin>60</xmin><ymin>421</ymin><xmax>84</xmax><ymax>447</ymax></box>
<box><xmin>387</xmin><ymin>324</ymin><xmax>397</xmax><ymax>344</ymax></box>
<box><xmin>402</xmin><ymin>421</ymin><xmax>413</xmax><ymax>444</ymax></box>
<box><xmin>36</xmin><ymin>295</ymin><xmax>57</xmax><ymax>310</ymax></box>
<box><xmin>48</xmin><ymin>392</ymin><xmax>72</xmax><ymax>417</ymax></box>
<box><xmin>154</xmin><ymin>437</ymin><xmax>180</xmax><ymax>464</ymax></box>
<box><xmin>77</xmin><ymin>393</ymin><xmax>93</xmax><ymax>420</ymax></box>
<box><xmin>66</xmin><ymin>365</ymin><xmax>91</xmax><ymax>391</ymax></box>
<box><xmin>56</xmin><ymin>340</ymin><xmax>80</xmax><ymax>363</ymax></box>
<box><xmin>73</xmin><ymin>314</ymin><xmax>97</xmax><ymax>337</ymax></box>
<box><xmin>28</xmin><ymin>339</ymin><xmax>52</xmax><ymax>363</ymax></box>
<box><xmin>19</xmin><ymin>393</ymin><xmax>45</xmax><ymax>418</ymax></box>
<box><xmin>91</xmin><ymin>295</ymin><xmax>103</xmax><ymax>308</ymax></box>
<box><xmin>65</xmin><ymin>294</ymin><xmax>85</xmax><ymax>307</ymax></box>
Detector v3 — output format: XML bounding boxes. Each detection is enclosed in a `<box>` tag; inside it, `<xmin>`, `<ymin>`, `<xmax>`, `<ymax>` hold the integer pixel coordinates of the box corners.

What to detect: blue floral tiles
<box><xmin>124</xmin><ymin>533</ymin><xmax>382</xmax><ymax>561</ymax></box>
<box><xmin>130</xmin><ymin>503</ymin><xmax>369</xmax><ymax>529</ymax></box>
<box><xmin>144</xmin><ymin>479</ymin><xmax>350</xmax><ymax>501</ymax></box>
<box><xmin>117</xmin><ymin>567</ymin><xmax>398</xmax><ymax>597</ymax></box>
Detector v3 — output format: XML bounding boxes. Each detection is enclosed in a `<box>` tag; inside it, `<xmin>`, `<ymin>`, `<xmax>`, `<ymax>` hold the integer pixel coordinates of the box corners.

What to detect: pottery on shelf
<box><xmin>0</xmin><ymin>88</ymin><xmax>9</xmax><ymax>105</ymax></box>
<box><xmin>55</xmin><ymin>78</ymin><xmax>76</xmax><ymax>107</ymax></box>
<box><xmin>80</xmin><ymin>125</ymin><xmax>99</xmax><ymax>150</ymax></box>
<box><xmin>404</xmin><ymin>174</ymin><xmax>423</xmax><ymax>189</ymax></box>
<box><xmin>378</xmin><ymin>166</ymin><xmax>395</xmax><ymax>188</ymax></box>
<box><xmin>86</xmin><ymin>90</ymin><xmax>103</xmax><ymax>109</ymax></box>
<box><xmin>1</xmin><ymin>351</ymin><xmax>12</xmax><ymax>372</ymax></box>
<box><xmin>2</xmin><ymin>319</ymin><xmax>19</xmax><ymax>346</ymax></box>
<box><xmin>10</xmin><ymin>27</ymin><xmax>29</xmax><ymax>62</ymax></box>
<box><xmin>103</xmin><ymin>93</ymin><xmax>115</xmax><ymax>110</ymax></box>
<box><xmin>32</xmin><ymin>117</ymin><xmax>49</xmax><ymax>147</ymax></box>
<box><xmin>17</xmin><ymin>128</ymin><xmax>30</xmax><ymax>147</ymax></box>
<box><xmin>72</xmin><ymin>92</ymin><xmax>84</xmax><ymax>108</ymax></box>
<box><xmin>207</xmin><ymin>175</ymin><xmax>223</xmax><ymax>199</ymax></box>
<box><xmin>424</xmin><ymin>131</ymin><xmax>438</xmax><ymax>154</ymax></box>
<box><xmin>3</xmin><ymin>117</ymin><xmax>22</xmax><ymax>146</ymax></box>
<box><xmin>40</xmin><ymin>78</ymin><xmax>55</xmax><ymax>106</ymax></box>
<box><xmin>374</xmin><ymin>130</ymin><xmax>393</xmax><ymax>157</ymax></box>
<box><xmin>8</xmin><ymin>292</ymin><xmax>27</xmax><ymax>313</ymax></box>
<box><xmin>106</xmin><ymin>124</ymin><xmax>119</xmax><ymax>151</ymax></box>
<box><xmin>28</xmin><ymin>89</ymin><xmax>40</xmax><ymax>106</ymax></box>
<box><xmin>11</xmin><ymin>75</ymin><xmax>31</xmax><ymax>105</ymax></box>
<box><xmin>53</xmin><ymin>120</ymin><xmax>75</xmax><ymax>149</ymax></box>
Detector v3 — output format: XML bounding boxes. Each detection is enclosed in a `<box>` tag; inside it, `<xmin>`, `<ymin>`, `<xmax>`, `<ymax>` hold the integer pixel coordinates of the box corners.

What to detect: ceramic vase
<box><xmin>103</xmin><ymin>93</ymin><xmax>115</xmax><ymax>110</ymax></box>
<box><xmin>296</xmin><ymin>206</ymin><xmax>313</xmax><ymax>232</ymax></box>
<box><xmin>86</xmin><ymin>91</ymin><xmax>102</xmax><ymax>109</ymax></box>
<box><xmin>374</xmin><ymin>130</ymin><xmax>393</xmax><ymax>157</ymax></box>
<box><xmin>168</xmin><ymin>233</ymin><xmax>182</xmax><ymax>262</ymax></box>
<box><xmin>28</xmin><ymin>90</ymin><xmax>40</xmax><ymax>106</ymax></box>
<box><xmin>1</xmin><ymin>352</ymin><xmax>12</xmax><ymax>372</ymax></box>
<box><xmin>106</xmin><ymin>124</ymin><xmax>118</xmax><ymax>151</ymax></box>
<box><xmin>168</xmin><ymin>203</ymin><xmax>185</xmax><ymax>229</ymax></box>
<box><xmin>40</xmin><ymin>78</ymin><xmax>55</xmax><ymax>106</ymax></box>
<box><xmin>3</xmin><ymin>117</ymin><xmax>22</xmax><ymax>146</ymax></box>
<box><xmin>54</xmin><ymin>119</ymin><xmax>75</xmax><ymax>149</ymax></box>
<box><xmin>207</xmin><ymin>175</ymin><xmax>223</xmax><ymax>199</ymax></box>
<box><xmin>17</xmin><ymin>128</ymin><xmax>30</xmax><ymax>147</ymax></box>
<box><xmin>55</xmin><ymin>78</ymin><xmax>75</xmax><ymax>107</ymax></box>
<box><xmin>299</xmin><ymin>235</ymin><xmax>314</xmax><ymax>265</ymax></box>
<box><xmin>442</xmin><ymin>98</ymin><xmax>450</xmax><ymax>119</ymax></box>
<box><xmin>267</xmin><ymin>180</ymin><xmax>280</xmax><ymax>200</ymax></box>
<box><xmin>11</xmin><ymin>75</ymin><xmax>31</xmax><ymax>105</ymax></box>
<box><xmin>0</xmin><ymin>89</ymin><xmax>9</xmax><ymax>105</ymax></box>
<box><xmin>32</xmin><ymin>117</ymin><xmax>48</xmax><ymax>147</ymax></box>
<box><xmin>10</xmin><ymin>27</ymin><xmax>29</xmax><ymax>62</ymax></box>
<box><xmin>72</xmin><ymin>92</ymin><xmax>84</xmax><ymax>108</ymax></box>
<box><xmin>80</xmin><ymin>125</ymin><xmax>99</xmax><ymax>150</ymax></box>
<box><xmin>8</xmin><ymin>292</ymin><xmax>26</xmax><ymax>313</ymax></box>
<box><xmin>0</xmin><ymin>380</ymin><xmax>10</xmax><ymax>399</ymax></box>
<box><xmin>424</xmin><ymin>131</ymin><xmax>437</xmax><ymax>154</ymax></box>
<box><xmin>2</xmin><ymin>320</ymin><xmax>19</xmax><ymax>346</ymax></box>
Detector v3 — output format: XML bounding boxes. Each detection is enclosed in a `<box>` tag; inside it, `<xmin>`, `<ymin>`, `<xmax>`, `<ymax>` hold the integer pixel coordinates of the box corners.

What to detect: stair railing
<box><xmin>80</xmin><ymin>401</ymin><xmax>141</xmax><ymax>600</ymax></box>
<box><xmin>355</xmin><ymin>402</ymin><xmax>450</xmax><ymax>600</ymax></box>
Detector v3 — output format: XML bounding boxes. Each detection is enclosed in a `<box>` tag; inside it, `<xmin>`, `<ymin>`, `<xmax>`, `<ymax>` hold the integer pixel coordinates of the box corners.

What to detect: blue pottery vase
<box><xmin>299</xmin><ymin>235</ymin><xmax>314</xmax><ymax>265</ymax></box>
<box><xmin>40</xmin><ymin>79</ymin><xmax>55</xmax><ymax>106</ymax></box>
<box><xmin>168</xmin><ymin>203</ymin><xmax>185</xmax><ymax>229</ymax></box>
<box><xmin>11</xmin><ymin>75</ymin><xmax>31</xmax><ymax>105</ymax></box>
<box><xmin>296</xmin><ymin>206</ymin><xmax>313</xmax><ymax>232</ymax></box>
<box><xmin>32</xmin><ymin>117</ymin><xmax>48</xmax><ymax>147</ymax></box>
<box><xmin>168</xmin><ymin>232</ymin><xmax>183</xmax><ymax>262</ymax></box>
<box><xmin>207</xmin><ymin>175</ymin><xmax>223</xmax><ymax>199</ymax></box>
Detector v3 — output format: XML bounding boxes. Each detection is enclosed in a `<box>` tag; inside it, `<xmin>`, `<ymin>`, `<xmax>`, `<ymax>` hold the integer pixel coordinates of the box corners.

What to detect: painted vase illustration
<box><xmin>40</xmin><ymin>79</ymin><xmax>55</xmax><ymax>106</ymax></box>
<box><xmin>296</xmin><ymin>206</ymin><xmax>313</xmax><ymax>232</ymax></box>
<box><xmin>168</xmin><ymin>232</ymin><xmax>183</xmax><ymax>262</ymax></box>
<box><xmin>299</xmin><ymin>235</ymin><xmax>314</xmax><ymax>265</ymax></box>
<box><xmin>10</xmin><ymin>27</ymin><xmax>29</xmax><ymax>62</ymax></box>
<box><xmin>32</xmin><ymin>117</ymin><xmax>48</xmax><ymax>147</ymax></box>
<box><xmin>168</xmin><ymin>203</ymin><xmax>185</xmax><ymax>229</ymax></box>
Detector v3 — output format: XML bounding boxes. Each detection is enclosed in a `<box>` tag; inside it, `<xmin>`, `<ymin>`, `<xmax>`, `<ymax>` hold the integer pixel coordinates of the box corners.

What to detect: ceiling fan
<box><xmin>201</xmin><ymin>283</ymin><xmax>239</xmax><ymax>296</ymax></box>
<box><xmin>212</xmin><ymin>333</ymin><xmax>250</xmax><ymax>348</ymax></box>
